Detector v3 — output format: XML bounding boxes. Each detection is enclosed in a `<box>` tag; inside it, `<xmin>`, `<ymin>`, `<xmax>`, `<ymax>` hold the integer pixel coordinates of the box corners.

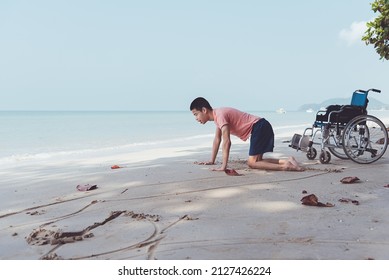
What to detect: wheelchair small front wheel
<box><xmin>319</xmin><ymin>151</ymin><xmax>331</xmax><ymax>164</ymax></box>
<box><xmin>306</xmin><ymin>147</ymin><xmax>317</xmax><ymax>160</ymax></box>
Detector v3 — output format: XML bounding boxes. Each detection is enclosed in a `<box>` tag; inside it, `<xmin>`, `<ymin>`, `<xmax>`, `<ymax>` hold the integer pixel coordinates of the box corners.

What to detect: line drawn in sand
<box><xmin>26</xmin><ymin>207</ymin><xmax>194</xmax><ymax>260</ymax></box>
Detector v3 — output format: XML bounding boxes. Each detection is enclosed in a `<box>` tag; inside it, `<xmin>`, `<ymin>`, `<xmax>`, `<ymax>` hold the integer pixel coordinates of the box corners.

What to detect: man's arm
<box><xmin>210</xmin><ymin>127</ymin><xmax>222</xmax><ymax>164</ymax></box>
<box><xmin>219</xmin><ymin>125</ymin><xmax>231</xmax><ymax>170</ymax></box>
<box><xmin>203</xmin><ymin>125</ymin><xmax>231</xmax><ymax>171</ymax></box>
<box><xmin>195</xmin><ymin>127</ymin><xmax>221</xmax><ymax>165</ymax></box>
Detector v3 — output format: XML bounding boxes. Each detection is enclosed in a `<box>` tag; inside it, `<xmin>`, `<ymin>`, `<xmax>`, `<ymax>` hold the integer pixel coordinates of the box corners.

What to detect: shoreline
<box><xmin>1</xmin><ymin>110</ymin><xmax>387</xmax><ymax>161</ymax></box>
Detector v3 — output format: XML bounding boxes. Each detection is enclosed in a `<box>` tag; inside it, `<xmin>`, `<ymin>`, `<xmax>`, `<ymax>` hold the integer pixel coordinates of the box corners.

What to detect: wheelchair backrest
<box><xmin>350</xmin><ymin>91</ymin><xmax>368</xmax><ymax>108</ymax></box>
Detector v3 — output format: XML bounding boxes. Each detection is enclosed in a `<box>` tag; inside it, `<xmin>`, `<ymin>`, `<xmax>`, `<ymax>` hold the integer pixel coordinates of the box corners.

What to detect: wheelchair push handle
<box><xmin>356</xmin><ymin>88</ymin><xmax>381</xmax><ymax>94</ymax></box>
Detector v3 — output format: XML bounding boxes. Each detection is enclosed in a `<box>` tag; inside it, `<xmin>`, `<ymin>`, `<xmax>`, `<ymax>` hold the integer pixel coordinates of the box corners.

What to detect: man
<box><xmin>190</xmin><ymin>97</ymin><xmax>304</xmax><ymax>172</ymax></box>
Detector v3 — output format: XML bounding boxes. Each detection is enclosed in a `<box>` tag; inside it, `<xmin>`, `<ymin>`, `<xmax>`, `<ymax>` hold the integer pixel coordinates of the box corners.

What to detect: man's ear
<box><xmin>202</xmin><ymin>107</ymin><xmax>207</xmax><ymax>113</ymax></box>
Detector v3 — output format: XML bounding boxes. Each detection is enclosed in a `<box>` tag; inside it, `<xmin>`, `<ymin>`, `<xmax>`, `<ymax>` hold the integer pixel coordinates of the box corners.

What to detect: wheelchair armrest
<box><xmin>328</xmin><ymin>109</ymin><xmax>343</xmax><ymax>121</ymax></box>
<box><xmin>315</xmin><ymin>105</ymin><xmax>343</xmax><ymax>123</ymax></box>
<box><xmin>340</xmin><ymin>105</ymin><xmax>359</xmax><ymax>110</ymax></box>
<box><xmin>316</xmin><ymin>109</ymin><xmax>327</xmax><ymax>117</ymax></box>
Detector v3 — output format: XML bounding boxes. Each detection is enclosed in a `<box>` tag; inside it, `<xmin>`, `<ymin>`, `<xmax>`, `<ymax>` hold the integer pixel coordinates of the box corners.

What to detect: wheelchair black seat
<box><xmin>316</xmin><ymin>104</ymin><xmax>367</xmax><ymax>124</ymax></box>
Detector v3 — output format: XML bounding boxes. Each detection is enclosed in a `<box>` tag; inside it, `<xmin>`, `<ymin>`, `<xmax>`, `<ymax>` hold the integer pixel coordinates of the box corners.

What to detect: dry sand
<box><xmin>1</xmin><ymin>136</ymin><xmax>389</xmax><ymax>260</ymax></box>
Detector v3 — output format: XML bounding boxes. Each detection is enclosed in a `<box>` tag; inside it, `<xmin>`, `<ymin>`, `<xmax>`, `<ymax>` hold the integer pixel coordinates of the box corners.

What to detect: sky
<box><xmin>0</xmin><ymin>0</ymin><xmax>388</xmax><ymax>111</ymax></box>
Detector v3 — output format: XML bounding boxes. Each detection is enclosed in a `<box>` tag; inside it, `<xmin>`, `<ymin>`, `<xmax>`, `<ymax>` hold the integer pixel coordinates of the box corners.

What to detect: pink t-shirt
<box><xmin>213</xmin><ymin>107</ymin><xmax>260</xmax><ymax>141</ymax></box>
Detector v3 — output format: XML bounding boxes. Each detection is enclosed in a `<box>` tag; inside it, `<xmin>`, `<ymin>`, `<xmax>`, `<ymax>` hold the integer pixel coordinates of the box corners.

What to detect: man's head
<box><xmin>190</xmin><ymin>97</ymin><xmax>213</xmax><ymax>124</ymax></box>
<box><xmin>190</xmin><ymin>97</ymin><xmax>212</xmax><ymax>111</ymax></box>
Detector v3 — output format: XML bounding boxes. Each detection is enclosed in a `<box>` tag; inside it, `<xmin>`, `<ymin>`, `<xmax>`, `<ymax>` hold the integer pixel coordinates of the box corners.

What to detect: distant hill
<box><xmin>298</xmin><ymin>97</ymin><xmax>389</xmax><ymax>111</ymax></box>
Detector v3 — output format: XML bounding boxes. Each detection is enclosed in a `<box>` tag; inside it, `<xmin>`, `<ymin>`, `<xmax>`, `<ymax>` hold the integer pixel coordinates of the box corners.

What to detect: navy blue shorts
<box><xmin>249</xmin><ymin>118</ymin><xmax>274</xmax><ymax>156</ymax></box>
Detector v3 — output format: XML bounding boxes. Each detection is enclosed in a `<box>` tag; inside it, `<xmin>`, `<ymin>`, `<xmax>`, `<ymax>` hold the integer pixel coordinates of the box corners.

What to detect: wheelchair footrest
<box><xmin>289</xmin><ymin>134</ymin><xmax>311</xmax><ymax>152</ymax></box>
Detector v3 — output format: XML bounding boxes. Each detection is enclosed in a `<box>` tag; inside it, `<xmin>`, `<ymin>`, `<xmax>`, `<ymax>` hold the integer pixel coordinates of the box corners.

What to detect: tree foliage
<box><xmin>362</xmin><ymin>0</ymin><xmax>389</xmax><ymax>60</ymax></box>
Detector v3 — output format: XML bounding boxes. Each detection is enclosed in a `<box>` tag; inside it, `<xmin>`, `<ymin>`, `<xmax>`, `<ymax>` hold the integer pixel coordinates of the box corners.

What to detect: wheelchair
<box><xmin>290</xmin><ymin>88</ymin><xmax>388</xmax><ymax>164</ymax></box>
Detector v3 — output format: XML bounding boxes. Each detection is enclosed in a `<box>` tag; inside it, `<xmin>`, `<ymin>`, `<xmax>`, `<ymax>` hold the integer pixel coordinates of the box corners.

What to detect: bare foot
<box><xmin>288</xmin><ymin>156</ymin><xmax>299</xmax><ymax>166</ymax></box>
<box><xmin>284</xmin><ymin>160</ymin><xmax>304</xmax><ymax>171</ymax></box>
<box><xmin>288</xmin><ymin>157</ymin><xmax>305</xmax><ymax>171</ymax></box>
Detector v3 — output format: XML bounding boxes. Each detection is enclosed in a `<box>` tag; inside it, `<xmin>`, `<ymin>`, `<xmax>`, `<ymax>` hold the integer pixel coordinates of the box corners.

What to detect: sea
<box><xmin>1</xmin><ymin>110</ymin><xmax>388</xmax><ymax>163</ymax></box>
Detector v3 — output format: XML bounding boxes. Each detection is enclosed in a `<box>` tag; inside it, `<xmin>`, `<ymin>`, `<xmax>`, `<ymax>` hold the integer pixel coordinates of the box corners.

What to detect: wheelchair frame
<box><xmin>290</xmin><ymin>88</ymin><xmax>389</xmax><ymax>164</ymax></box>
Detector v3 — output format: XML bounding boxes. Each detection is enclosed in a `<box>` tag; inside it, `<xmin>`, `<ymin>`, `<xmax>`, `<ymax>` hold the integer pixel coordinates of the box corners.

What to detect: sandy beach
<box><xmin>1</xmin><ymin>127</ymin><xmax>389</xmax><ymax>261</ymax></box>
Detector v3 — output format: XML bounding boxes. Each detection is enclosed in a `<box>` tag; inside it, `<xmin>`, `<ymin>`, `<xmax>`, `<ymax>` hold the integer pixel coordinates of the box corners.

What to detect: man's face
<box><xmin>191</xmin><ymin>108</ymin><xmax>208</xmax><ymax>124</ymax></box>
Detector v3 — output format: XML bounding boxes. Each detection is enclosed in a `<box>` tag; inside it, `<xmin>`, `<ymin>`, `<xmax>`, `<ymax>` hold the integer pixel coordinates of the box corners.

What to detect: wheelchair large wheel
<box><xmin>328</xmin><ymin>146</ymin><xmax>349</xmax><ymax>160</ymax></box>
<box><xmin>327</xmin><ymin>127</ymin><xmax>349</xmax><ymax>160</ymax></box>
<box><xmin>342</xmin><ymin>115</ymin><xmax>388</xmax><ymax>164</ymax></box>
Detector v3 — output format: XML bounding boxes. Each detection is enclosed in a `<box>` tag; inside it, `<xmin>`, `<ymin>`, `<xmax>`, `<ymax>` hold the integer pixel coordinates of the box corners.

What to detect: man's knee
<box><xmin>247</xmin><ymin>157</ymin><xmax>258</xmax><ymax>168</ymax></box>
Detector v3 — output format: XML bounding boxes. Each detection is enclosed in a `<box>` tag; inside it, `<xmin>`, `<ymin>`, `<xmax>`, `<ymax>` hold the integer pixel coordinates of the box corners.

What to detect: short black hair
<box><xmin>190</xmin><ymin>97</ymin><xmax>212</xmax><ymax>111</ymax></box>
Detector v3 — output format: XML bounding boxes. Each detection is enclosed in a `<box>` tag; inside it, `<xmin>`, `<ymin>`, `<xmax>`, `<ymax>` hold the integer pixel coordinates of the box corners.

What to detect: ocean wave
<box><xmin>0</xmin><ymin>133</ymin><xmax>215</xmax><ymax>163</ymax></box>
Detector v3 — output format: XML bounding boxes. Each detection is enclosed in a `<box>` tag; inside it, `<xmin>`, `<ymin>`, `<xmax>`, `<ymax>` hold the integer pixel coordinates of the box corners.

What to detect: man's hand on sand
<box><xmin>212</xmin><ymin>167</ymin><xmax>242</xmax><ymax>176</ymax></box>
<box><xmin>210</xmin><ymin>166</ymin><xmax>226</xmax><ymax>171</ymax></box>
<box><xmin>194</xmin><ymin>161</ymin><xmax>215</xmax><ymax>165</ymax></box>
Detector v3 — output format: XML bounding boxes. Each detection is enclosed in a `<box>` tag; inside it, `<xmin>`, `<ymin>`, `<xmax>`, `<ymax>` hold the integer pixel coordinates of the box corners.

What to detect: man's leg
<box><xmin>247</xmin><ymin>154</ymin><xmax>304</xmax><ymax>171</ymax></box>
